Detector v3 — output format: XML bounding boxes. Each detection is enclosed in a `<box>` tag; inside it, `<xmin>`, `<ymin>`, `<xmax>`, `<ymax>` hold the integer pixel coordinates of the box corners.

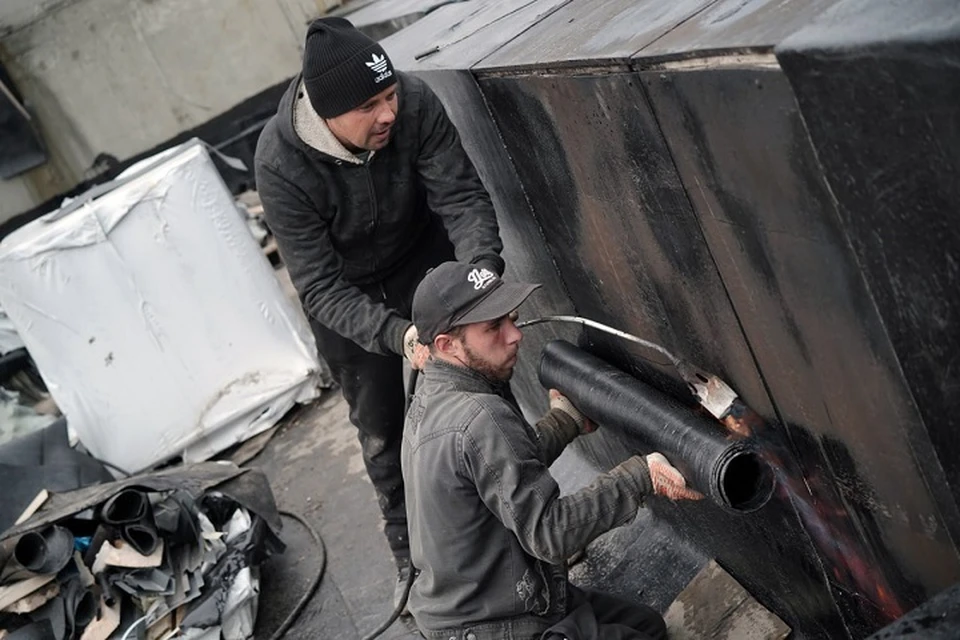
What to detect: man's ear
<box><xmin>434</xmin><ymin>333</ymin><xmax>457</xmax><ymax>355</ymax></box>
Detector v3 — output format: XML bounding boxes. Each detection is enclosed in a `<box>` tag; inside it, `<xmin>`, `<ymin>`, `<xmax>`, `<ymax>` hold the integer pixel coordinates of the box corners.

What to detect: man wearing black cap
<box><xmin>254</xmin><ymin>17</ymin><xmax>504</xmax><ymax>606</ymax></box>
<box><xmin>402</xmin><ymin>262</ymin><xmax>701</xmax><ymax>640</ymax></box>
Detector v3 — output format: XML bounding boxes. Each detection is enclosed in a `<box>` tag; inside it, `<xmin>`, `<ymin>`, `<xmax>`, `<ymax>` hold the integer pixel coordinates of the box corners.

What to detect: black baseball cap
<box><xmin>413</xmin><ymin>262</ymin><xmax>540</xmax><ymax>345</ymax></box>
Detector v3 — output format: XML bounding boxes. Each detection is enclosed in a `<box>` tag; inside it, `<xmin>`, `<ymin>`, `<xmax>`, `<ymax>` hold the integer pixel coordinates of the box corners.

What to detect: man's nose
<box><xmin>504</xmin><ymin>318</ymin><xmax>523</xmax><ymax>345</ymax></box>
<box><xmin>377</xmin><ymin>103</ymin><xmax>397</xmax><ymax>125</ymax></box>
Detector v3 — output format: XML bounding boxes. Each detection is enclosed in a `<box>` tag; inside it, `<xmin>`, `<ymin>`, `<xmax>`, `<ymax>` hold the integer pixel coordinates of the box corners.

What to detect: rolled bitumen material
<box><xmin>14</xmin><ymin>525</ymin><xmax>75</xmax><ymax>574</ymax></box>
<box><xmin>100</xmin><ymin>489</ymin><xmax>147</xmax><ymax>525</ymax></box>
<box><xmin>538</xmin><ymin>340</ymin><xmax>774</xmax><ymax>513</ymax></box>
<box><xmin>61</xmin><ymin>576</ymin><xmax>97</xmax><ymax>638</ymax></box>
<box><xmin>122</xmin><ymin>523</ymin><xmax>159</xmax><ymax>557</ymax></box>
<box><xmin>154</xmin><ymin>490</ymin><xmax>202</xmax><ymax>546</ymax></box>
<box><xmin>100</xmin><ymin>488</ymin><xmax>160</xmax><ymax>555</ymax></box>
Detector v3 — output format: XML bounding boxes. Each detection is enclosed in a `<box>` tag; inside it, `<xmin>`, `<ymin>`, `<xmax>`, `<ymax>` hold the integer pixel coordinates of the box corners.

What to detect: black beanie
<box><xmin>302</xmin><ymin>17</ymin><xmax>397</xmax><ymax>118</ymax></box>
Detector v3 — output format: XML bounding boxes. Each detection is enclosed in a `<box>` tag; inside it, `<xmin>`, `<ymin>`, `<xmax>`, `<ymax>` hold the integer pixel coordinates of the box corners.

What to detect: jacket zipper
<box><xmin>365</xmin><ymin>165</ymin><xmax>380</xmax><ymax>277</ymax></box>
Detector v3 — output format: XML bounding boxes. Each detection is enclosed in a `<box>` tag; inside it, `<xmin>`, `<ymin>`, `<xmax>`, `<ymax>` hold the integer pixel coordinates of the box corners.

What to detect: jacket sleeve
<box><xmin>461</xmin><ymin>398</ymin><xmax>652</xmax><ymax>565</ymax></box>
<box><xmin>415</xmin><ymin>79</ymin><xmax>505</xmax><ymax>275</ymax></box>
<box><xmin>535</xmin><ymin>408</ymin><xmax>580</xmax><ymax>466</ymax></box>
<box><xmin>256</xmin><ymin>161</ymin><xmax>410</xmax><ymax>355</ymax></box>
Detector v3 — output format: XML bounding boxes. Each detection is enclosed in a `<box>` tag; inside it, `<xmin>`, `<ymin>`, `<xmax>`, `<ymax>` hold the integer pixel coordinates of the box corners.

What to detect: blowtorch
<box><xmin>516</xmin><ymin>315</ymin><xmax>775</xmax><ymax>513</ymax></box>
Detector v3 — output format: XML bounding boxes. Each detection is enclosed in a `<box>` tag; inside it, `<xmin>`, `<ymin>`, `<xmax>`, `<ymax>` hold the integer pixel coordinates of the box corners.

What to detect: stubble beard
<box><xmin>461</xmin><ymin>341</ymin><xmax>515</xmax><ymax>383</ymax></box>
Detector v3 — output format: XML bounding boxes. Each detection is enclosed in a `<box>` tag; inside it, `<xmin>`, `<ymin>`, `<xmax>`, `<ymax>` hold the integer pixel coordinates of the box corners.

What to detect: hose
<box><xmin>359</xmin><ymin>564</ymin><xmax>417</xmax><ymax>640</ymax></box>
<box><xmin>278</xmin><ymin>368</ymin><xmax>423</xmax><ymax>640</ymax></box>
<box><xmin>353</xmin><ymin>367</ymin><xmax>422</xmax><ymax>639</ymax></box>
<box><xmin>268</xmin><ymin>510</ymin><xmax>327</xmax><ymax>640</ymax></box>
<box><xmin>515</xmin><ymin>315</ymin><xmax>682</xmax><ymax>367</ymax></box>
<box><xmin>119</xmin><ymin>613</ymin><xmax>150</xmax><ymax>640</ymax></box>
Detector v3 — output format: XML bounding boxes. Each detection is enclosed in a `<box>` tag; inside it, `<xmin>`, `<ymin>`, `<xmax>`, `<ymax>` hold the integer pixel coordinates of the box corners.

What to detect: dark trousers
<box><xmin>309</xmin><ymin>225</ymin><xmax>454</xmax><ymax>563</ymax></box>
<box><xmin>541</xmin><ymin>585</ymin><xmax>667</xmax><ymax>640</ymax></box>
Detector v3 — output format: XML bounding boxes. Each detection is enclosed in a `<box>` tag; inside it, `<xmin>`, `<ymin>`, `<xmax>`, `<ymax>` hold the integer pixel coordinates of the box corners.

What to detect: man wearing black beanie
<box><xmin>254</xmin><ymin>17</ymin><xmax>504</xmax><ymax>613</ymax></box>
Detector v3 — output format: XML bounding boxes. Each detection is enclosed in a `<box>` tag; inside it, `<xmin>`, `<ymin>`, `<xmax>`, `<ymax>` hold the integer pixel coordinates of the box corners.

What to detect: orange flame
<box><xmin>721</xmin><ymin>400</ymin><xmax>905</xmax><ymax>623</ymax></box>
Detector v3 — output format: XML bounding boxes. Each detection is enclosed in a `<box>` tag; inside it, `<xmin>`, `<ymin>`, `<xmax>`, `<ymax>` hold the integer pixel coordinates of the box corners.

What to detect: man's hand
<box><xmin>403</xmin><ymin>324</ymin><xmax>430</xmax><ymax>370</ymax></box>
<box><xmin>548</xmin><ymin>390</ymin><xmax>596</xmax><ymax>434</ymax></box>
<box><xmin>646</xmin><ymin>452</ymin><xmax>704</xmax><ymax>501</ymax></box>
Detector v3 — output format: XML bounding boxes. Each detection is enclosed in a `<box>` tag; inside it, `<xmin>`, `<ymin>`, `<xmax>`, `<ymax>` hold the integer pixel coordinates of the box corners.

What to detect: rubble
<box><xmin>0</xmin><ymin>463</ymin><xmax>283</xmax><ymax>640</ymax></box>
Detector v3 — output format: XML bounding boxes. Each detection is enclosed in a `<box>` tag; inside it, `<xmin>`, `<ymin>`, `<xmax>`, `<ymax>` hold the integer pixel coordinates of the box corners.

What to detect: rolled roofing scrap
<box><xmin>538</xmin><ymin>340</ymin><xmax>775</xmax><ymax>513</ymax></box>
<box><xmin>13</xmin><ymin>525</ymin><xmax>75</xmax><ymax>575</ymax></box>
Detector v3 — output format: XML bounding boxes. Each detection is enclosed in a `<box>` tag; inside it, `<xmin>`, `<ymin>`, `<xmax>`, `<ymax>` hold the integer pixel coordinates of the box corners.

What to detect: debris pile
<box><xmin>0</xmin><ymin>464</ymin><xmax>283</xmax><ymax>640</ymax></box>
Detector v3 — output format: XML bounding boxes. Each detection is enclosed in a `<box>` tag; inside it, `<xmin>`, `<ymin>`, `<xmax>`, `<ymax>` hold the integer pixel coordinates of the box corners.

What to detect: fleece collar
<box><xmin>293</xmin><ymin>80</ymin><xmax>371</xmax><ymax>166</ymax></box>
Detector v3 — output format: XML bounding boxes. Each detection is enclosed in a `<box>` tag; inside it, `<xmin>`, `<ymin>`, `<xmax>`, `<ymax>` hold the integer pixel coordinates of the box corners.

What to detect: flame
<box><xmin>721</xmin><ymin>401</ymin><xmax>905</xmax><ymax>623</ymax></box>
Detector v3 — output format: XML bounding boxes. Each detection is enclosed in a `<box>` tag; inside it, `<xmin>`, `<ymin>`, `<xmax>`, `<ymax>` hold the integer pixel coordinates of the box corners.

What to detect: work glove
<box><xmin>548</xmin><ymin>390</ymin><xmax>596</xmax><ymax>434</ymax></box>
<box><xmin>645</xmin><ymin>452</ymin><xmax>704</xmax><ymax>501</ymax></box>
<box><xmin>403</xmin><ymin>324</ymin><xmax>430</xmax><ymax>370</ymax></box>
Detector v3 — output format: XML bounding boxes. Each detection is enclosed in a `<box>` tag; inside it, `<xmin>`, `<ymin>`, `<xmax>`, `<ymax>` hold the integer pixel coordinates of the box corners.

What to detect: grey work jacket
<box><xmin>402</xmin><ymin>359</ymin><xmax>653</xmax><ymax>640</ymax></box>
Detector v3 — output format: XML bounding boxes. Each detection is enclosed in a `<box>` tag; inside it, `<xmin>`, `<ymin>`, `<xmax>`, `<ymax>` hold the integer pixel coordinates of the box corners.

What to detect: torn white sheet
<box><xmin>197</xmin><ymin>513</ymin><xmax>226</xmax><ymax>574</ymax></box>
<box><xmin>0</xmin><ymin>388</ymin><xmax>55</xmax><ymax>447</ymax></box>
<box><xmin>0</xmin><ymin>140</ymin><xmax>320</xmax><ymax>473</ymax></box>
<box><xmin>221</xmin><ymin>567</ymin><xmax>259</xmax><ymax>640</ymax></box>
<box><xmin>223</xmin><ymin>508</ymin><xmax>252</xmax><ymax>544</ymax></box>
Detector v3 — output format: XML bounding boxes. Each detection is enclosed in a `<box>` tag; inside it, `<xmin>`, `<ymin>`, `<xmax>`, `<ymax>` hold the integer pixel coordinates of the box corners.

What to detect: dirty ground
<box><xmin>251</xmin><ymin>390</ymin><xmax>417</xmax><ymax>639</ymax></box>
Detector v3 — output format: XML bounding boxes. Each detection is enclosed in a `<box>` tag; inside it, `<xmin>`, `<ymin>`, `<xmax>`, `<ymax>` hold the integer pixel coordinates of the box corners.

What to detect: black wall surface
<box><xmin>777</xmin><ymin>0</ymin><xmax>960</xmax><ymax>531</ymax></box>
<box><xmin>0</xmin><ymin>63</ymin><xmax>46</xmax><ymax>180</ymax></box>
<box><xmin>642</xmin><ymin>61</ymin><xmax>960</xmax><ymax>635</ymax></box>
<box><xmin>382</xmin><ymin>0</ymin><xmax>960</xmax><ymax>637</ymax></box>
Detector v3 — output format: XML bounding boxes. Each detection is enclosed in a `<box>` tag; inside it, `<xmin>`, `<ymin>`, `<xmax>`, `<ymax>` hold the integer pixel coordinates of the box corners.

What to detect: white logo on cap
<box><xmin>467</xmin><ymin>268</ymin><xmax>496</xmax><ymax>290</ymax></box>
<box><xmin>366</xmin><ymin>53</ymin><xmax>393</xmax><ymax>83</ymax></box>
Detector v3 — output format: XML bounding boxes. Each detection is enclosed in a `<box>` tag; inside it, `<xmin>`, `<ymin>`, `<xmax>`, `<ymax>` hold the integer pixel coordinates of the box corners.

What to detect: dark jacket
<box><xmin>402</xmin><ymin>359</ymin><xmax>653</xmax><ymax>640</ymax></box>
<box><xmin>254</xmin><ymin>72</ymin><xmax>503</xmax><ymax>355</ymax></box>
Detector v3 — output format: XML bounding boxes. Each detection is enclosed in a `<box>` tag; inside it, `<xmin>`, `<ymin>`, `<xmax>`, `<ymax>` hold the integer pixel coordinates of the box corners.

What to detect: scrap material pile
<box><xmin>0</xmin><ymin>464</ymin><xmax>283</xmax><ymax>640</ymax></box>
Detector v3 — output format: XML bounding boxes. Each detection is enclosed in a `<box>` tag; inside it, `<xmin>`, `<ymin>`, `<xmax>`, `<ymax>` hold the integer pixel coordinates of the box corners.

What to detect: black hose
<box><xmin>268</xmin><ymin>510</ymin><xmax>327</xmax><ymax>640</ymax></box>
<box><xmin>538</xmin><ymin>340</ymin><xmax>775</xmax><ymax>513</ymax></box>
<box><xmin>360</xmin><ymin>564</ymin><xmax>417</xmax><ymax>640</ymax></box>
<box><xmin>515</xmin><ymin>315</ymin><xmax>681</xmax><ymax>367</ymax></box>
<box><xmin>356</xmin><ymin>367</ymin><xmax>422</xmax><ymax>640</ymax></box>
<box><xmin>271</xmin><ymin>369</ymin><xmax>423</xmax><ymax>639</ymax></box>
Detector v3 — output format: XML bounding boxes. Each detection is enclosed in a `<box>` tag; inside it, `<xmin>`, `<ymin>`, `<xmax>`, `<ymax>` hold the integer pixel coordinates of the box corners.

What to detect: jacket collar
<box><xmin>423</xmin><ymin>358</ymin><xmax>508</xmax><ymax>396</ymax></box>
<box><xmin>292</xmin><ymin>79</ymin><xmax>369</xmax><ymax>165</ymax></box>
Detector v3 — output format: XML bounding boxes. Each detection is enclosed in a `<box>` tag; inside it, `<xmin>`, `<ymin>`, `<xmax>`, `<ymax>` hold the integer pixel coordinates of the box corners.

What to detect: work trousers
<box><xmin>413</xmin><ymin>584</ymin><xmax>666</xmax><ymax>640</ymax></box>
<box><xmin>308</xmin><ymin>226</ymin><xmax>454</xmax><ymax>563</ymax></box>
<box><xmin>541</xmin><ymin>584</ymin><xmax>667</xmax><ymax>640</ymax></box>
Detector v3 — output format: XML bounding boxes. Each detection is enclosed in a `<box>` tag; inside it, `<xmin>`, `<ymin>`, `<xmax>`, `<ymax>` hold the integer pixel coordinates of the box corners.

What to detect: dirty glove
<box><xmin>548</xmin><ymin>390</ymin><xmax>596</xmax><ymax>434</ymax></box>
<box><xmin>646</xmin><ymin>452</ymin><xmax>704</xmax><ymax>501</ymax></box>
<box><xmin>403</xmin><ymin>324</ymin><xmax>430</xmax><ymax>370</ymax></box>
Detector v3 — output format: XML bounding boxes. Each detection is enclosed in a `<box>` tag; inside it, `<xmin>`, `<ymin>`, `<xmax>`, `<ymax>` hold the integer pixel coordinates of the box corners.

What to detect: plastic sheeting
<box><xmin>0</xmin><ymin>388</ymin><xmax>56</xmax><ymax>448</ymax></box>
<box><xmin>0</xmin><ymin>307</ymin><xmax>25</xmax><ymax>355</ymax></box>
<box><xmin>0</xmin><ymin>140</ymin><xmax>321</xmax><ymax>473</ymax></box>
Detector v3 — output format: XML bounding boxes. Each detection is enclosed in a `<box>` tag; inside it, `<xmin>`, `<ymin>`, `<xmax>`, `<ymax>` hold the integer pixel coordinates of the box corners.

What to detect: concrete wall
<box><xmin>0</xmin><ymin>0</ymin><xmax>339</xmax><ymax>224</ymax></box>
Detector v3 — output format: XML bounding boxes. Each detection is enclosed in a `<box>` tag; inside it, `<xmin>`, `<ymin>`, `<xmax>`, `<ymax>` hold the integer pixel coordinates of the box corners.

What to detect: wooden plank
<box><xmin>664</xmin><ymin>560</ymin><xmax>790</xmax><ymax>640</ymax></box>
<box><xmin>80</xmin><ymin>597</ymin><xmax>121</xmax><ymax>640</ymax></box>
<box><xmin>13</xmin><ymin>490</ymin><xmax>49</xmax><ymax>526</ymax></box>
<box><xmin>0</xmin><ymin>579</ymin><xmax>59</xmax><ymax>613</ymax></box>
<box><xmin>0</xmin><ymin>574</ymin><xmax>55</xmax><ymax>610</ymax></box>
